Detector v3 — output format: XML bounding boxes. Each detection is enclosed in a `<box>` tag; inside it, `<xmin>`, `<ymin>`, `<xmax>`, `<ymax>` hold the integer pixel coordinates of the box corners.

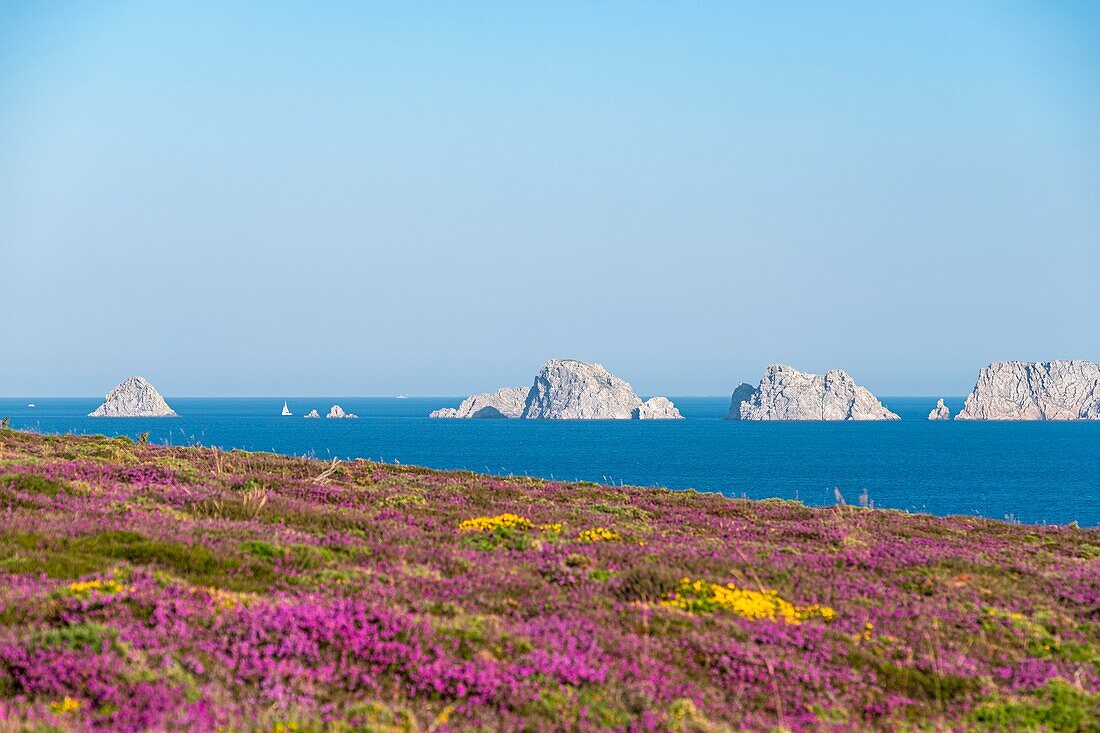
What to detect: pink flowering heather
<box><xmin>1</xmin><ymin>426</ymin><xmax>1099</xmax><ymax>731</ymax></box>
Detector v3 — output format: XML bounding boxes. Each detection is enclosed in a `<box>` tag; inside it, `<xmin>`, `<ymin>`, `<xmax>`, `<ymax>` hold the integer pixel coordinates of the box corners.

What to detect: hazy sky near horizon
<box><xmin>1</xmin><ymin>1</ymin><xmax>1098</xmax><ymax>397</ymax></box>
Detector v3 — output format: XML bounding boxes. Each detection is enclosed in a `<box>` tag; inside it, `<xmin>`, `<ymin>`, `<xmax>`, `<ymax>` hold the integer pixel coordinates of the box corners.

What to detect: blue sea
<box><xmin>2</xmin><ymin>396</ymin><xmax>1098</xmax><ymax>526</ymax></box>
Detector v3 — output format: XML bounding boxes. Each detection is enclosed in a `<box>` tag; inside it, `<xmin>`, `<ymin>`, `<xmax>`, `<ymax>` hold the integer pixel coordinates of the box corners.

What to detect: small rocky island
<box><xmin>326</xmin><ymin>405</ymin><xmax>358</xmax><ymax>419</ymax></box>
<box><xmin>928</xmin><ymin>399</ymin><xmax>951</xmax><ymax>420</ymax></box>
<box><xmin>88</xmin><ymin>376</ymin><xmax>177</xmax><ymax>417</ymax></box>
<box><xmin>955</xmin><ymin>360</ymin><xmax>1100</xmax><ymax>420</ymax></box>
<box><xmin>631</xmin><ymin>396</ymin><xmax>682</xmax><ymax>419</ymax></box>
<box><xmin>429</xmin><ymin>386</ymin><xmax>530</xmax><ymax>419</ymax></box>
<box><xmin>522</xmin><ymin>360</ymin><xmax>678</xmax><ymax>420</ymax></box>
<box><xmin>727</xmin><ymin>364</ymin><xmax>899</xmax><ymax>421</ymax></box>
<box><xmin>303</xmin><ymin>409</ymin><xmax>320</xmax><ymax>419</ymax></box>
<box><xmin>430</xmin><ymin>359</ymin><xmax>682</xmax><ymax>420</ymax></box>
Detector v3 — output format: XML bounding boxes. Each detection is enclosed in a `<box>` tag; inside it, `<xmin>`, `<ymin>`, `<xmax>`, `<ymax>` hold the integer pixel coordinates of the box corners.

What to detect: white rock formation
<box><xmin>632</xmin><ymin>397</ymin><xmax>683</xmax><ymax>420</ymax></box>
<box><xmin>303</xmin><ymin>409</ymin><xmax>320</xmax><ymax>419</ymax></box>
<box><xmin>725</xmin><ymin>382</ymin><xmax>759</xmax><ymax>420</ymax></box>
<box><xmin>955</xmin><ymin>361</ymin><xmax>1100</xmax><ymax>420</ymax></box>
<box><xmin>430</xmin><ymin>386</ymin><xmax>530</xmax><ymax>419</ymax></box>
<box><xmin>928</xmin><ymin>399</ymin><xmax>951</xmax><ymax>420</ymax></box>
<box><xmin>326</xmin><ymin>405</ymin><xmax>358</xmax><ymax>419</ymax></box>
<box><xmin>520</xmin><ymin>359</ymin><xmax>682</xmax><ymax>420</ymax></box>
<box><xmin>726</xmin><ymin>365</ymin><xmax>899</xmax><ymax>421</ymax></box>
<box><xmin>88</xmin><ymin>377</ymin><xmax>177</xmax><ymax>417</ymax></box>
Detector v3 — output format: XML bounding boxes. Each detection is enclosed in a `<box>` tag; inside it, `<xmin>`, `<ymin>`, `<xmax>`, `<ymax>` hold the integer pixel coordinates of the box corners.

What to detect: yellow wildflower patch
<box><xmin>434</xmin><ymin>704</ymin><xmax>455</xmax><ymax>726</ymax></box>
<box><xmin>538</xmin><ymin>523</ymin><xmax>564</xmax><ymax>534</ymax></box>
<box><xmin>985</xmin><ymin>607</ymin><xmax>1026</xmax><ymax>622</ymax></box>
<box><xmin>458</xmin><ymin>513</ymin><xmax>532</xmax><ymax>532</ymax></box>
<box><xmin>577</xmin><ymin>527</ymin><xmax>621</xmax><ymax>543</ymax></box>
<box><xmin>50</xmin><ymin>697</ymin><xmax>82</xmax><ymax>714</ymax></box>
<box><xmin>67</xmin><ymin>578</ymin><xmax>129</xmax><ymax>597</ymax></box>
<box><xmin>209</xmin><ymin>587</ymin><xmax>256</xmax><ymax>610</ymax></box>
<box><xmin>661</xmin><ymin>578</ymin><xmax>835</xmax><ymax>625</ymax></box>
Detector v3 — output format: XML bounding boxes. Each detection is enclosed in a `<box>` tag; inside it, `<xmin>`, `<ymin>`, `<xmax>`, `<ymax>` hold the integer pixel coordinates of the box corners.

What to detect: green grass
<box><xmin>0</xmin><ymin>530</ymin><xmax>278</xmax><ymax>591</ymax></box>
<box><xmin>969</xmin><ymin>680</ymin><xmax>1100</xmax><ymax>731</ymax></box>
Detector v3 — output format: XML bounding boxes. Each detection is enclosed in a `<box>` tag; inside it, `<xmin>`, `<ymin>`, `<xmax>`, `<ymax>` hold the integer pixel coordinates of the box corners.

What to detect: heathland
<box><xmin>0</xmin><ymin>426</ymin><xmax>1098</xmax><ymax>731</ymax></box>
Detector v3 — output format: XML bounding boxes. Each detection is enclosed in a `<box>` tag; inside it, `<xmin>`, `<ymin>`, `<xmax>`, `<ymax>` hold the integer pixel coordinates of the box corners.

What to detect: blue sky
<box><xmin>1</xmin><ymin>1</ymin><xmax>1097</xmax><ymax>397</ymax></box>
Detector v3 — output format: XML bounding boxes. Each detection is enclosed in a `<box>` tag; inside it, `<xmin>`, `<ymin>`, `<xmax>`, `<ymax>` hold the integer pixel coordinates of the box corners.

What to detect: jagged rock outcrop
<box><xmin>632</xmin><ymin>397</ymin><xmax>683</xmax><ymax>420</ymax></box>
<box><xmin>430</xmin><ymin>386</ymin><xmax>530</xmax><ymax>419</ymax></box>
<box><xmin>955</xmin><ymin>361</ymin><xmax>1100</xmax><ymax>420</ymax></box>
<box><xmin>88</xmin><ymin>377</ymin><xmax>177</xmax><ymax>418</ymax></box>
<box><xmin>725</xmin><ymin>383</ymin><xmax>758</xmax><ymax>420</ymax></box>
<box><xmin>928</xmin><ymin>399</ymin><xmax>951</xmax><ymax>420</ymax></box>
<box><xmin>726</xmin><ymin>365</ymin><xmax>899</xmax><ymax>421</ymax></box>
<box><xmin>520</xmin><ymin>359</ymin><xmax>682</xmax><ymax>420</ymax></box>
<box><xmin>326</xmin><ymin>405</ymin><xmax>358</xmax><ymax>419</ymax></box>
<box><xmin>303</xmin><ymin>409</ymin><xmax>320</xmax><ymax>419</ymax></box>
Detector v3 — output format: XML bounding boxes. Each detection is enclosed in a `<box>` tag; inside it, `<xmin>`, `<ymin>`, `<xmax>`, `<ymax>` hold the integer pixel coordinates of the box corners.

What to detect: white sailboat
<box><xmin>281</xmin><ymin>401</ymin><xmax>292</xmax><ymax>416</ymax></box>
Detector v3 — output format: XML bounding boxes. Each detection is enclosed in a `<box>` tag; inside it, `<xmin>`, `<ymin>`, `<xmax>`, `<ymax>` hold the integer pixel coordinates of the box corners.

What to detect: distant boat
<box><xmin>397</xmin><ymin>394</ymin><xmax>408</xmax><ymax>399</ymax></box>
<box><xmin>27</xmin><ymin>403</ymin><xmax>35</xmax><ymax>408</ymax></box>
<box><xmin>281</xmin><ymin>401</ymin><xmax>292</xmax><ymax>416</ymax></box>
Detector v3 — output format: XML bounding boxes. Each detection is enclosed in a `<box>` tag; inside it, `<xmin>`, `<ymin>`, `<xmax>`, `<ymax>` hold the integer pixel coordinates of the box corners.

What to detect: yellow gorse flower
<box><xmin>577</xmin><ymin>527</ymin><xmax>621</xmax><ymax>543</ymax></box>
<box><xmin>434</xmin><ymin>704</ymin><xmax>455</xmax><ymax>726</ymax></box>
<box><xmin>50</xmin><ymin>697</ymin><xmax>82</xmax><ymax>714</ymax></box>
<box><xmin>538</xmin><ymin>523</ymin><xmax>563</xmax><ymax>534</ymax></box>
<box><xmin>272</xmin><ymin>723</ymin><xmax>301</xmax><ymax>733</ymax></box>
<box><xmin>67</xmin><ymin>579</ymin><xmax>129</xmax><ymax>597</ymax></box>
<box><xmin>661</xmin><ymin>578</ymin><xmax>835</xmax><ymax>625</ymax></box>
<box><xmin>458</xmin><ymin>514</ymin><xmax>532</xmax><ymax>532</ymax></box>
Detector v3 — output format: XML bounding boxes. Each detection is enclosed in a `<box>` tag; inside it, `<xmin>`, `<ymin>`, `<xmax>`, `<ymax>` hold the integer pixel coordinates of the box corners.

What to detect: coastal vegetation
<box><xmin>1</xmin><ymin>426</ymin><xmax>1099</xmax><ymax>731</ymax></box>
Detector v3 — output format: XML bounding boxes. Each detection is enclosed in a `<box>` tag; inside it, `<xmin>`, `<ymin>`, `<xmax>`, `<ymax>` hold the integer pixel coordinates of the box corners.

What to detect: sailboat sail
<box><xmin>281</xmin><ymin>401</ymin><xmax>292</xmax><ymax>416</ymax></box>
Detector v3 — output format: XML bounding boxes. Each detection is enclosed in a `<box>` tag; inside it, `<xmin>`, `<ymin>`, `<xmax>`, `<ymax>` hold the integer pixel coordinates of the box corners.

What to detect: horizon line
<box><xmin>1</xmin><ymin>393</ymin><xmax>969</xmax><ymax>400</ymax></box>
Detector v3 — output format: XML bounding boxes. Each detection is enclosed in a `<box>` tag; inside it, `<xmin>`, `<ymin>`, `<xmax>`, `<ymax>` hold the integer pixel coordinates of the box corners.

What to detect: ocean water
<box><xmin>2</xmin><ymin>396</ymin><xmax>1098</xmax><ymax>526</ymax></box>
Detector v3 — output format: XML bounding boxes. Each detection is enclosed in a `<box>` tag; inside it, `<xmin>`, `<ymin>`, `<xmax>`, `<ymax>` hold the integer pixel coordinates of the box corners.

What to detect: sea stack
<box><xmin>520</xmin><ymin>359</ymin><xmax>682</xmax><ymax>420</ymax></box>
<box><xmin>725</xmin><ymin>383</ymin><xmax>759</xmax><ymax>420</ymax></box>
<box><xmin>88</xmin><ymin>377</ymin><xmax>177</xmax><ymax>418</ymax></box>
<box><xmin>303</xmin><ymin>409</ymin><xmax>320</xmax><ymax>419</ymax></box>
<box><xmin>928</xmin><ymin>399</ymin><xmax>951</xmax><ymax>420</ymax></box>
<box><xmin>955</xmin><ymin>361</ymin><xmax>1100</xmax><ymax>420</ymax></box>
<box><xmin>430</xmin><ymin>386</ymin><xmax>530</xmax><ymax>419</ymax></box>
<box><xmin>326</xmin><ymin>405</ymin><xmax>358</xmax><ymax>419</ymax></box>
<box><xmin>727</xmin><ymin>365</ymin><xmax>899</xmax><ymax>421</ymax></box>
<box><xmin>632</xmin><ymin>397</ymin><xmax>682</xmax><ymax>420</ymax></box>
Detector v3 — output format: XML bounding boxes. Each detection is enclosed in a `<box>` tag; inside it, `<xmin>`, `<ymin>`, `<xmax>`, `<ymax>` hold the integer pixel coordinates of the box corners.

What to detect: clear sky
<box><xmin>1</xmin><ymin>1</ymin><xmax>1097</xmax><ymax>397</ymax></box>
